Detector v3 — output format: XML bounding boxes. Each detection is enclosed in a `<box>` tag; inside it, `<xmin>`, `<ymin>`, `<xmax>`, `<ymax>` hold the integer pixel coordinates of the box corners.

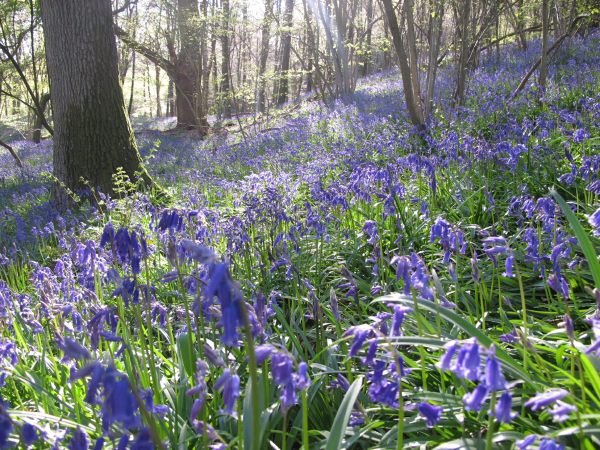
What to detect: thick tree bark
<box><xmin>176</xmin><ymin>0</ymin><xmax>210</xmax><ymax>131</ymax></box>
<box><xmin>277</xmin><ymin>0</ymin><xmax>295</xmax><ymax>105</ymax></box>
<box><xmin>41</xmin><ymin>0</ymin><xmax>151</xmax><ymax>205</ymax></box>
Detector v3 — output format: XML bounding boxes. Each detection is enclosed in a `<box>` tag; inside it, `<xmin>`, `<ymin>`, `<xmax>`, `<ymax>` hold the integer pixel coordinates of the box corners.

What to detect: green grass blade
<box><xmin>325</xmin><ymin>376</ymin><xmax>363</xmax><ymax>450</ymax></box>
<box><xmin>552</xmin><ymin>190</ymin><xmax>600</xmax><ymax>289</ymax></box>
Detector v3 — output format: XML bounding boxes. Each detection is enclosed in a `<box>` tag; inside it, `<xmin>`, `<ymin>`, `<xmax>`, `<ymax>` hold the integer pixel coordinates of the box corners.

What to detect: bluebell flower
<box><xmin>539</xmin><ymin>438</ymin><xmax>564</xmax><ymax>450</ymax></box>
<box><xmin>214</xmin><ymin>369</ymin><xmax>240</xmax><ymax>416</ymax></box>
<box><xmin>254</xmin><ymin>344</ymin><xmax>275</xmax><ymax>365</ymax></box>
<box><xmin>500</xmin><ymin>329</ymin><xmax>518</xmax><ymax>343</ymax></box>
<box><xmin>363</xmin><ymin>340</ymin><xmax>378</xmax><ymax>366</ymax></box>
<box><xmin>56</xmin><ymin>335</ymin><xmax>91</xmax><ymax>361</ymax></box>
<box><xmin>573</xmin><ymin>128</ymin><xmax>590</xmax><ymax>143</ymax></box>
<box><xmin>585</xmin><ymin>318</ymin><xmax>600</xmax><ymax>355</ymax></box>
<box><xmin>484</xmin><ymin>346</ymin><xmax>506</xmax><ymax>391</ymax></box>
<box><xmin>547</xmin><ymin>273</ymin><xmax>570</xmax><ymax>299</ymax></box>
<box><xmin>391</xmin><ymin>255</ymin><xmax>411</xmax><ymax>295</ymax></box>
<box><xmin>503</xmin><ymin>253</ymin><xmax>515</xmax><ymax>278</ymax></box>
<box><xmin>68</xmin><ymin>428</ymin><xmax>89</xmax><ymax>450</ymax></box>
<box><xmin>101</xmin><ymin>367</ymin><xmax>140</xmax><ymax>431</ymax></box>
<box><xmin>345</xmin><ymin>324</ymin><xmax>375</xmax><ymax>357</ymax></box>
<box><xmin>348</xmin><ymin>410</ymin><xmax>365</xmax><ymax>427</ymax></box>
<box><xmin>562</xmin><ymin>315</ymin><xmax>575</xmax><ymax>340</ymax></box>
<box><xmin>367</xmin><ymin>360</ymin><xmax>399</xmax><ymax>407</ymax></box>
<box><xmin>204</xmin><ymin>263</ymin><xmax>244</xmax><ymax>347</ymax></box>
<box><xmin>463</xmin><ymin>384</ymin><xmax>489</xmax><ymax>412</ymax></box>
<box><xmin>524</xmin><ymin>389</ymin><xmax>568</xmax><ymax>411</ymax></box>
<box><xmin>92</xmin><ymin>437</ymin><xmax>104</xmax><ymax>450</ymax></box>
<box><xmin>493</xmin><ymin>392</ymin><xmax>517</xmax><ymax>423</ymax></box>
<box><xmin>329</xmin><ymin>289</ymin><xmax>340</xmax><ymax>321</ymax></box>
<box><xmin>389</xmin><ymin>304</ymin><xmax>412</xmax><ymax>337</ymax></box>
<box><xmin>516</xmin><ymin>434</ymin><xmax>537</xmax><ymax>450</ymax></box>
<box><xmin>330</xmin><ymin>374</ymin><xmax>350</xmax><ymax>391</ymax></box>
<box><xmin>363</xmin><ymin>220</ymin><xmax>378</xmax><ymax>246</ymax></box>
<box><xmin>454</xmin><ymin>339</ymin><xmax>481</xmax><ymax>381</ymax></box>
<box><xmin>548</xmin><ymin>401</ymin><xmax>576</xmax><ymax>422</ymax></box>
<box><xmin>21</xmin><ymin>422</ymin><xmax>38</xmax><ymax>446</ymax></box>
<box><xmin>588</xmin><ymin>207</ymin><xmax>600</xmax><ymax>237</ymax></box>
<box><xmin>130</xmin><ymin>428</ymin><xmax>154</xmax><ymax>450</ymax></box>
<box><xmin>0</xmin><ymin>399</ymin><xmax>11</xmax><ymax>448</ymax></box>
<box><xmin>180</xmin><ymin>239</ymin><xmax>216</xmax><ymax>264</ymax></box>
<box><xmin>99</xmin><ymin>222</ymin><xmax>115</xmax><ymax>248</ymax></box>
<box><xmin>157</xmin><ymin>209</ymin><xmax>184</xmax><ymax>232</ymax></box>
<box><xmin>418</xmin><ymin>402</ymin><xmax>443</xmax><ymax>427</ymax></box>
<box><xmin>436</xmin><ymin>340</ymin><xmax>459</xmax><ymax>371</ymax></box>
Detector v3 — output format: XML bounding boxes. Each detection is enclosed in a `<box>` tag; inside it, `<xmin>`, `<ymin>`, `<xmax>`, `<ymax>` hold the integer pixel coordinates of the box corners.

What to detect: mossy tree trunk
<box><xmin>41</xmin><ymin>0</ymin><xmax>150</xmax><ymax>206</ymax></box>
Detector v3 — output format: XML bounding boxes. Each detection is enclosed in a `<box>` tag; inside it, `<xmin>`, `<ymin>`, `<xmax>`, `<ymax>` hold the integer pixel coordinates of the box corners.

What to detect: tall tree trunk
<box><xmin>506</xmin><ymin>0</ymin><xmax>528</xmax><ymax>50</ymax></box>
<box><xmin>257</xmin><ymin>0</ymin><xmax>274</xmax><ymax>113</ymax></box>
<box><xmin>155</xmin><ymin>63</ymin><xmax>162</xmax><ymax>116</ymax></box>
<box><xmin>41</xmin><ymin>0</ymin><xmax>151</xmax><ymax>205</ymax></box>
<box><xmin>454</xmin><ymin>0</ymin><xmax>472</xmax><ymax>107</ymax></box>
<box><xmin>277</xmin><ymin>0</ymin><xmax>295</xmax><ymax>105</ymax></box>
<box><xmin>167</xmin><ymin>79</ymin><xmax>175</xmax><ymax>116</ymax></box>
<box><xmin>404</xmin><ymin>0</ymin><xmax>423</xmax><ymax>112</ymax></box>
<box><xmin>176</xmin><ymin>0</ymin><xmax>210</xmax><ymax>132</ymax></box>
<box><xmin>539</xmin><ymin>0</ymin><xmax>550</xmax><ymax>89</ymax></box>
<box><xmin>31</xmin><ymin>93</ymin><xmax>50</xmax><ymax>144</ymax></box>
<box><xmin>201</xmin><ymin>0</ymin><xmax>210</xmax><ymax>116</ymax></box>
<box><xmin>361</xmin><ymin>0</ymin><xmax>373</xmax><ymax>76</ymax></box>
<box><xmin>380</xmin><ymin>0</ymin><xmax>424</xmax><ymax>126</ymax></box>
<box><xmin>128</xmin><ymin>50</ymin><xmax>136</xmax><ymax>115</ymax></box>
<box><xmin>424</xmin><ymin>0</ymin><xmax>444</xmax><ymax>118</ymax></box>
<box><xmin>220</xmin><ymin>0</ymin><xmax>232</xmax><ymax>118</ymax></box>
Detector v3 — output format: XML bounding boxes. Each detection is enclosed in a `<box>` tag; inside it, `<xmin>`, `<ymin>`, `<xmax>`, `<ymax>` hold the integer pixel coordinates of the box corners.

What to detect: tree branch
<box><xmin>509</xmin><ymin>14</ymin><xmax>588</xmax><ymax>102</ymax></box>
<box><xmin>113</xmin><ymin>24</ymin><xmax>176</xmax><ymax>77</ymax></box>
<box><xmin>0</xmin><ymin>139</ymin><xmax>23</xmax><ymax>168</ymax></box>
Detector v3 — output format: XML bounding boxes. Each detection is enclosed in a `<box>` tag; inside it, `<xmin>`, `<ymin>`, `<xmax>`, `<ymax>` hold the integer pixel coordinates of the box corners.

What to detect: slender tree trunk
<box><xmin>128</xmin><ymin>50</ymin><xmax>136</xmax><ymax>115</ymax></box>
<box><xmin>155</xmin><ymin>63</ymin><xmax>162</xmax><ymax>116</ymax></box>
<box><xmin>257</xmin><ymin>0</ymin><xmax>274</xmax><ymax>113</ymax></box>
<box><xmin>380</xmin><ymin>0</ymin><xmax>424</xmax><ymax>126</ymax></box>
<box><xmin>41</xmin><ymin>0</ymin><xmax>151</xmax><ymax>205</ymax></box>
<box><xmin>424</xmin><ymin>0</ymin><xmax>444</xmax><ymax>117</ymax></box>
<box><xmin>404</xmin><ymin>0</ymin><xmax>422</xmax><ymax>112</ymax></box>
<box><xmin>220</xmin><ymin>0</ymin><xmax>232</xmax><ymax>118</ymax></box>
<box><xmin>539</xmin><ymin>0</ymin><xmax>550</xmax><ymax>89</ymax></box>
<box><xmin>32</xmin><ymin>93</ymin><xmax>50</xmax><ymax>143</ymax></box>
<box><xmin>454</xmin><ymin>0</ymin><xmax>472</xmax><ymax>107</ymax></box>
<box><xmin>277</xmin><ymin>0</ymin><xmax>295</xmax><ymax>105</ymax></box>
<box><xmin>167</xmin><ymin>79</ymin><xmax>175</xmax><ymax>116</ymax></box>
<box><xmin>361</xmin><ymin>0</ymin><xmax>373</xmax><ymax>76</ymax></box>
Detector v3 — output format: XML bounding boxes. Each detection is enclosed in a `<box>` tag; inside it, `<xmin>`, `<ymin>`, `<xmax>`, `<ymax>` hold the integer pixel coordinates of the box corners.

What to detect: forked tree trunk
<box><xmin>380</xmin><ymin>0</ymin><xmax>424</xmax><ymax>127</ymax></box>
<box><xmin>41</xmin><ymin>0</ymin><xmax>150</xmax><ymax>205</ymax></box>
